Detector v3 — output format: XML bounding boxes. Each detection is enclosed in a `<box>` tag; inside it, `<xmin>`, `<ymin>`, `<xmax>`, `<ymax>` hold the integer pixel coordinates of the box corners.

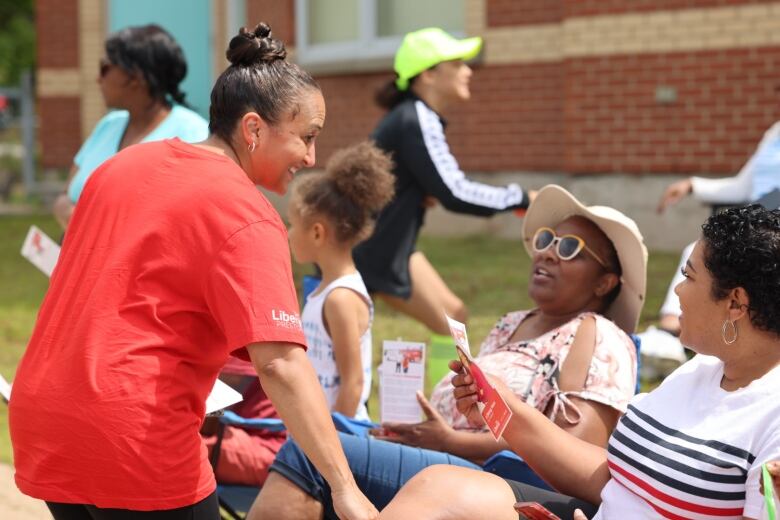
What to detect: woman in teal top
<box><xmin>53</xmin><ymin>24</ymin><xmax>209</xmax><ymax>229</ymax></box>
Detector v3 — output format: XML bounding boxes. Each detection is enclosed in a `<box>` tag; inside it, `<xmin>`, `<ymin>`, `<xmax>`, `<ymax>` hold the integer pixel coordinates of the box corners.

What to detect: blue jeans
<box><xmin>270</xmin><ymin>432</ymin><xmax>480</xmax><ymax>519</ymax></box>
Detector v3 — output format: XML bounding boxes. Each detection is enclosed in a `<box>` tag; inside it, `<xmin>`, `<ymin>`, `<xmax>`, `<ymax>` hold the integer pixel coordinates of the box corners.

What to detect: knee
<box><xmin>249</xmin><ymin>472</ymin><xmax>322</xmax><ymax>520</ymax></box>
<box><xmin>399</xmin><ymin>465</ymin><xmax>455</xmax><ymax>502</ymax></box>
<box><xmin>382</xmin><ymin>465</ymin><xmax>460</xmax><ymax>519</ymax></box>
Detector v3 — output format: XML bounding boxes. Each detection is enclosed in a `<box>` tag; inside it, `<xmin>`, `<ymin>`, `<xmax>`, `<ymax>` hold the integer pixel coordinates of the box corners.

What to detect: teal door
<box><xmin>108</xmin><ymin>0</ymin><xmax>212</xmax><ymax>118</ymax></box>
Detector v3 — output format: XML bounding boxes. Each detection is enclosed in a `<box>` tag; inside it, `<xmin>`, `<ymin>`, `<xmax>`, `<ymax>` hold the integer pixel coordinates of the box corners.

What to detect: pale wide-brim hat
<box><xmin>522</xmin><ymin>185</ymin><xmax>648</xmax><ymax>334</ymax></box>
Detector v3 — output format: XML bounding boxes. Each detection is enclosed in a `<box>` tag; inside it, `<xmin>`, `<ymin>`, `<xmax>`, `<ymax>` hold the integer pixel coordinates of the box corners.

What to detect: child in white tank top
<box><xmin>287</xmin><ymin>142</ymin><xmax>395</xmax><ymax>420</ymax></box>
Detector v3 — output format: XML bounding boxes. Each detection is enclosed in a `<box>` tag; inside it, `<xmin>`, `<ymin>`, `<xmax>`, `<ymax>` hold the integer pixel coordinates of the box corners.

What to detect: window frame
<box><xmin>294</xmin><ymin>0</ymin><xmax>464</xmax><ymax>74</ymax></box>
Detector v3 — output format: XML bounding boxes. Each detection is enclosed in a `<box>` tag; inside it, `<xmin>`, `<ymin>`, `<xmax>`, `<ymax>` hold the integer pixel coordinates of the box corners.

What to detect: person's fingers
<box><xmin>657</xmin><ymin>189</ymin><xmax>675</xmax><ymax>214</ymax></box>
<box><xmin>453</xmin><ymin>383</ymin><xmax>478</xmax><ymax>399</ymax></box>
<box><xmin>448</xmin><ymin>359</ymin><xmax>464</xmax><ymax>373</ymax></box>
<box><xmin>415</xmin><ymin>391</ymin><xmax>440</xmax><ymax>420</ymax></box>
<box><xmin>380</xmin><ymin>422</ymin><xmax>415</xmax><ymax>433</ymax></box>
<box><xmin>455</xmin><ymin>393</ymin><xmax>479</xmax><ymax>413</ymax></box>
<box><xmin>573</xmin><ymin>508</ymin><xmax>589</xmax><ymax>520</ymax></box>
<box><xmin>371</xmin><ymin>433</ymin><xmax>404</xmax><ymax>444</ymax></box>
<box><xmin>451</xmin><ymin>371</ymin><xmax>473</xmax><ymax>387</ymax></box>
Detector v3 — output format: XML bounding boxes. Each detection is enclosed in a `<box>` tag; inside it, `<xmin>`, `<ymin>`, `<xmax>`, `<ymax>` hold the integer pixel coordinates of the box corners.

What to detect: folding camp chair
<box><xmin>209</xmin><ymin>411</ymin><xmax>283</xmax><ymax>520</ymax></box>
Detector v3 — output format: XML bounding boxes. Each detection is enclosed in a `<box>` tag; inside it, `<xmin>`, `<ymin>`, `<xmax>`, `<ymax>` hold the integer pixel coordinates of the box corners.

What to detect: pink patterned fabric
<box><xmin>430</xmin><ymin>310</ymin><xmax>637</xmax><ymax>432</ymax></box>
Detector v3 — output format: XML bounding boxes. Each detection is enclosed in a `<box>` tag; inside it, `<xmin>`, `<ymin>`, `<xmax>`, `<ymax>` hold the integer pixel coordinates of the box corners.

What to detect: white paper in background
<box><xmin>205</xmin><ymin>378</ymin><xmax>243</xmax><ymax>415</ymax></box>
<box><xmin>0</xmin><ymin>373</ymin><xmax>12</xmax><ymax>403</ymax></box>
<box><xmin>379</xmin><ymin>340</ymin><xmax>425</xmax><ymax>424</ymax></box>
<box><xmin>20</xmin><ymin>225</ymin><xmax>60</xmax><ymax>277</ymax></box>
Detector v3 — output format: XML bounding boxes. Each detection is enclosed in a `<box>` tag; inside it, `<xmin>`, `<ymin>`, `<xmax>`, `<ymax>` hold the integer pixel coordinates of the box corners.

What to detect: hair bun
<box><xmin>226</xmin><ymin>22</ymin><xmax>287</xmax><ymax>66</ymax></box>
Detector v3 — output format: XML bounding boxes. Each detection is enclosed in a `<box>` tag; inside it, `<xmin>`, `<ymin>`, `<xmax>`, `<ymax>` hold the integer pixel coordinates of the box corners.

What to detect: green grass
<box><xmin>0</xmin><ymin>214</ymin><xmax>680</xmax><ymax>465</ymax></box>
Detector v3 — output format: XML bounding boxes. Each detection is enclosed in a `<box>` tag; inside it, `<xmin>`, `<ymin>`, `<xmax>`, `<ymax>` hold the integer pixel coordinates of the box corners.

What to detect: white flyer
<box><xmin>0</xmin><ymin>373</ymin><xmax>11</xmax><ymax>403</ymax></box>
<box><xmin>20</xmin><ymin>225</ymin><xmax>60</xmax><ymax>277</ymax></box>
<box><xmin>379</xmin><ymin>340</ymin><xmax>425</xmax><ymax>424</ymax></box>
<box><xmin>205</xmin><ymin>378</ymin><xmax>243</xmax><ymax>415</ymax></box>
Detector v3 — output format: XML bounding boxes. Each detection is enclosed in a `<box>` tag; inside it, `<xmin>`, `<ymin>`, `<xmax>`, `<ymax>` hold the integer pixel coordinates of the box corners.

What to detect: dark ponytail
<box><xmin>105</xmin><ymin>24</ymin><xmax>190</xmax><ymax>107</ymax></box>
<box><xmin>374</xmin><ymin>79</ymin><xmax>412</xmax><ymax>111</ymax></box>
<box><xmin>209</xmin><ymin>23</ymin><xmax>320</xmax><ymax>141</ymax></box>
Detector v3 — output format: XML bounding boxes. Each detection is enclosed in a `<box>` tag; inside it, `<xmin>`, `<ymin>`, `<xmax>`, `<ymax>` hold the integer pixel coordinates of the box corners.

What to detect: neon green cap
<box><xmin>394</xmin><ymin>28</ymin><xmax>483</xmax><ymax>91</ymax></box>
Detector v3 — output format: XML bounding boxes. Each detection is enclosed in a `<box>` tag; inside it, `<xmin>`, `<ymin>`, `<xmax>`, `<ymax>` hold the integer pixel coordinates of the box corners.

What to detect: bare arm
<box><xmin>246</xmin><ymin>341</ymin><xmax>377</xmax><ymax>520</ymax></box>
<box><xmin>324</xmin><ymin>288</ymin><xmax>369</xmax><ymax>417</ymax></box>
<box><xmin>452</xmin><ymin>365</ymin><xmax>611</xmax><ymax>505</ymax></box>
<box><xmin>53</xmin><ymin>164</ymin><xmax>78</xmax><ymax>230</ymax></box>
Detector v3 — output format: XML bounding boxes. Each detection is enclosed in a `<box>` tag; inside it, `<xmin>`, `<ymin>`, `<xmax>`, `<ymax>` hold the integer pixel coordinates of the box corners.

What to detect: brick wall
<box><xmin>37</xmin><ymin>0</ymin><xmax>79</xmax><ymax>68</ymax></box>
<box><xmin>38</xmin><ymin>97</ymin><xmax>82</xmax><ymax>168</ymax></box>
<box><xmin>486</xmin><ymin>0</ymin><xmax>563</xmax><ymax>27</ymax></box>
<box><xmin>306</xmin><ymin>1</ymin><xmax>780</xmax><ymax>175</ymax></box>
<box><xmin>565</xmin><ymin>0</ymin><xmax>778</xmax><ymax>17</ymax></box>
<box><xmin>314</xmin><ymin>73</ymin><xmax>389</xmax><ymax>162</ymax></box>
<box><xmin>37</xmin><ymin>0</ymin><xmax>81</xmax><ymax>168</ymax></box>
<box><xmin>33</xmin><ymin>0</ymin><xmax>780</xmax><ymax>175</ymax></box>
<box><xmin>563</xmin><ymin>48</ymin><xmax>780</xmax><ymax>174</ymax></box>
<box><xmin>246</xmin><ymin>0</ymin><xmax>295</xmax><ymax>45</ymax></box>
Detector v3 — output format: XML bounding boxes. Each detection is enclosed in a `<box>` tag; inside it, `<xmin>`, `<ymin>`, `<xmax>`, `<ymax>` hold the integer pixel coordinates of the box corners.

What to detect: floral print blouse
<box><xmin>429</xmin><ymin>310</ymin><xmax>637</xmax><ymax>432</ymax></box>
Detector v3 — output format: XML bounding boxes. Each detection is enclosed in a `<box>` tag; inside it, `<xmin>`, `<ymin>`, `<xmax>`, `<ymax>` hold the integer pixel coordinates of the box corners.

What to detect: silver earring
<box><xmin>248</xmin><ymin>141</ymin><xmax>256</xmax><ymax>153</ymax></box>
<box><xmin>721</xmin><ymin>319</ymin><xmax>737</xmax><ymax>345</ymax></box>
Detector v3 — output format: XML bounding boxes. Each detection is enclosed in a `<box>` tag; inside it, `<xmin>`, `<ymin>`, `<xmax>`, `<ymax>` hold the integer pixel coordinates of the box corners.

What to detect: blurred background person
<box><xmin>352</xmin><ymin>28</ymin><xmax>534</xmax><ymax>385</ymax></box>
<box><xmin>52</xmin><ymin>24</ymin><xmax>208</xmax><ymax>230</ymax></box>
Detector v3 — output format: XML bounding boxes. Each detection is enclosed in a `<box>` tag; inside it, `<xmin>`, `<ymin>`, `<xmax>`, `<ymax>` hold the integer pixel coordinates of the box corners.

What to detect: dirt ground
<box><xmin>0</xmin><ymin>464</ymin><xmax>50</xmax><ymax>519</ymax></box>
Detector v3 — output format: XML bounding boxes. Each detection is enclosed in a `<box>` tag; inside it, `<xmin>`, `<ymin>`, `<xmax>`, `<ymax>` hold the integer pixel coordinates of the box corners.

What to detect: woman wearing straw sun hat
<box><xmin>353</xmin><ymin>28</ymin><xmax>534</xmax><ymax>376</ymax></box>
<box><xmin>383</xmin><ymin>196</ymin><xmax>780</xmax><ymax>519</ymax></box>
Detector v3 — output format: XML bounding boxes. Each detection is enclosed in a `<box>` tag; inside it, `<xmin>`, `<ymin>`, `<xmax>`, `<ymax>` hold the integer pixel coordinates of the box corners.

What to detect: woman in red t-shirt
<box><xmin>9</xmin><ymin>23</ymin><xmax>377</xmax><ymax>520</ymax></box>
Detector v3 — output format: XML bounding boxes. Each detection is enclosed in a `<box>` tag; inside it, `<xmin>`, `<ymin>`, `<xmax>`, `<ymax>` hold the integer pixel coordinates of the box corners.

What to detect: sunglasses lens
<box><xmin>534</xmin><ymin>229</ymin><xmax>554</xmax><ymax>251</ymax></box>
<box><xmin>558</xmin><ymin>237</ymin><xmax>582</xmax><ymax>259</ymax></box>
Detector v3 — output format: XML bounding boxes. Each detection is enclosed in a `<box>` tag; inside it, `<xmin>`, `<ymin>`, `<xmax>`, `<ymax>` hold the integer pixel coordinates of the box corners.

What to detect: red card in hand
<box><xmin>450</xmin><ymin>319</ymin><xmax>513</xmax><ymax>441</ymax></box>
<box><xmin>480</xmin><ymin>380</ymin><xmax>512</xmax><ymax>440</ymax></box>
<box><xmin>514</xmin><ymin>502</ymin><xmax>561</xmax><ymax>520</ymax></box>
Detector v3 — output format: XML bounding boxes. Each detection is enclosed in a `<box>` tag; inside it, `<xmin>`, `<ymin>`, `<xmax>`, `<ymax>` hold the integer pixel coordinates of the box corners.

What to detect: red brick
<box><xmin>487</xmin><ymin>0</ymin><xmax>564</xmax><ymax>27</ymax></box>
<box><xmin>38</xmin><ymin>97</ymin><xmax>82</xmax><ymax>169</ymax></box>
<box><xmin>37</xmin><ymin>0</ymin><xmax>78</xmax><ymax>68</ymax></box>
<box><xmin>246</xmin><ymin>0</ymin><xmax>295</xmax><ymax>46</ymax></box>
<box><xmin>566</xmin><ymin>0</ymin><xmax>777</xmax><ymax>18</ymax></box>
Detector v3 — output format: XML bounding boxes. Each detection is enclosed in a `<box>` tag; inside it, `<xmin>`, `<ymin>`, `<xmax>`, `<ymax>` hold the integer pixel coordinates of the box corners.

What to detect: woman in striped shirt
<box><xmin>381</xmin><ymin>204</ymin><xmax>780</xmax><ymax>520</ymax></box>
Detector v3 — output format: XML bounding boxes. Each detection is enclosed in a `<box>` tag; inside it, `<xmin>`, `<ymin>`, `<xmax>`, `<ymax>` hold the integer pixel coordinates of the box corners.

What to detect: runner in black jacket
<box><xmin>353</xmin><ymin>28</ymin><xmax>532</xmax><ymax>336</ymax></box>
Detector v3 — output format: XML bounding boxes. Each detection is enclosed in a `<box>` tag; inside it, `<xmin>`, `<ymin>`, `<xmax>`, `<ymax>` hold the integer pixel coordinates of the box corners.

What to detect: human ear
<box><xmin>594</xmin><ymin>272</ymin><xmax>620</xmax><ymax>298</ymax></box>
<box><xmin>311</xmin><ymin>221</ymin><xmax>326</xmax><ymax>245</ymax></box>
<box><xmin>727</xmin><ymin>287</ymin><xmax>750</xmax><ymax>322</ymax></box>
<box><xmin>240</xmin><ymin>112</ymin><xmax>267</xmax><ymax>148</ymax></box>
<box><xmin>417</xmin><ymin>68</ymin><xmax>437</xmax><ymax>88</ymax></box>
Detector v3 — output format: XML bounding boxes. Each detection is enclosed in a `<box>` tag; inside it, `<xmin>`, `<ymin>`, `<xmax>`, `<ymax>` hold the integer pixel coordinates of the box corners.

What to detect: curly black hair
<box><xmin>701</xmin><ymin>204</ymin><xmax>780</xmax><ymax>336</ymax></box>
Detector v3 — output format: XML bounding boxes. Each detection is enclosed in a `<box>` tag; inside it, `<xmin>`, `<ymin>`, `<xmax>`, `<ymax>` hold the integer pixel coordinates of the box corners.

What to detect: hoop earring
<box><xmin>248</xmin><ymin>141</ymin><xmax>256</xmax><ymax>153</ymax></box>
<box><xmin>721</xmin><ymin>319</ymin><xmax>737</xmax><ymax>345</ymax></box>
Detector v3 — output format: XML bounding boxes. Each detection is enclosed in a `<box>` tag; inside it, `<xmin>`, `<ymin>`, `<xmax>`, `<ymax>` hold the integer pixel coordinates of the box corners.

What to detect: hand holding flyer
<box><xmin>20</xmin><ymin>225</ymin><xmax>61</xmax><ymax>277</ymax></box>
<box><xmin>446</xmin><ymin>315</ymin><xmax>512</xmax><ymax>441</ymax></box>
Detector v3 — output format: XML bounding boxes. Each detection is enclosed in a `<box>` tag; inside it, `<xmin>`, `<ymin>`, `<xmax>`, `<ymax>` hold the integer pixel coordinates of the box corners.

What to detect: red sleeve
<box><xmin>204</xmin><ymin>219</ymin><xmax>306</xmax><ymax>355</ymax></box>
